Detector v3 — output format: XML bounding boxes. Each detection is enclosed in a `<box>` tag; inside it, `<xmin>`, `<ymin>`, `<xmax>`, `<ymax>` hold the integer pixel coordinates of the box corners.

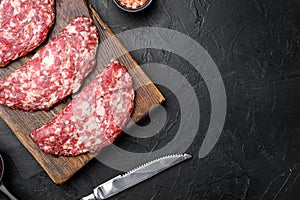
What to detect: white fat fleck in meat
<box><xmin>84</xmin><ymin>141</ymin><xmax>91</xmax><ymax>147</ymax></box>
<box><xmin>33</xmin><ymin>24</ymin><xmax>42</xmax><ymax>35</ymax></box>
<box><xmin>66</xmin><ymin>25</ymin><xmax>78</xmax><ymax>34</ymax></box>
<box><xmin>42</xmin><ymin>70</ymin><xmax>48</xmax><ymax>76</ymax></box>
<box><xmin>49</xmin><ymin>136</ymin><xmax>55</xmax><ymax>142</ymax></box>
<box><xmin>9</xmin><ymin>21</ymin><xmax>16</xmax><ymax>27</ymax></box>
<box><xmin>23</xmin><ymin>91</ymin><xmax>36</xmax><ymax>103</ymax></box>
<box><xmin>95</xmin><ymin>139</ymin><xmax>102</xmax><ymax>145</ymax></box>
<box><xmin>80</xmin><ymin>31</ymin><xmax>89</xmax><ymax>41</ymax></box>
<box><xmin>47</xmin><ymin>93</ymin><xmax>58</xmax><ymax>105</ymax></box>
<box><xmin>11</xmin><ymin>0</ymin><xmax>21</xmax><ymax>15</ymax></box>
<box><xmin>54</xmin><ymin>81</ymin><xmax>60</xmax><ymax>86</ymax></box>
<box><xmin>76</xmin><ymin>101</ymin><xmax>92</xmax><ymax>116</ymax></box>
<box><xmin>27</xmin><ymin>9</ymin><xmax>35</xmax><ymax>19</ymax></box>
<box><xmin>54</xmin><ymin>128</ymin><xmax>61</xmax><ymax>134</ymax></box>
<box><xmin>43</xmin><ymin>146</ymin><xmax>50</xmax><ymax>151</ymax></box>
<box><xmin>42</xmin><ymin>53</ymin><xmax>54</xmax><ymax>66</ymax></box>
<box><xmin>96</xmin><ymin>105</ymin><xmax>105</xmax><ymax>117</ymax></box>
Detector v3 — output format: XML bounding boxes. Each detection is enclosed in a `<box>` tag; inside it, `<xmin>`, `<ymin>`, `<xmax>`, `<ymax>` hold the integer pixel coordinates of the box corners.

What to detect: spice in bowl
<box><xmin>114</xmin><ymin>0</ymin><xmax>152</xmax><ymax>12</ymax></box>
<box><xmin>117</xmin><ymin>0</ymin><xmax>148</xmax><ymax>9</ymax></box>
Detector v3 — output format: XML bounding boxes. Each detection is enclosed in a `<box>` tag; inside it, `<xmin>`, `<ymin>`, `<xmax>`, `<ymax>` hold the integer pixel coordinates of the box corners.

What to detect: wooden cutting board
<box><xmin>0</xmin><ymin>0</ymin><xmax>164</xmax><ymax>184</ymax></box>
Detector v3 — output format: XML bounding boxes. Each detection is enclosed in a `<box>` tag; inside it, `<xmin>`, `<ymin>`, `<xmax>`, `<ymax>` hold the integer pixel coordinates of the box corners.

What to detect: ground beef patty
<box><xmin>0</xmin><ymin>0</ymin><xmax>55</xmax><ymax>67</ymax></box>
<box><xmin>31</xmin><ymin>61</ymin><xmax>135</xmax><ymax>157</ymax></box>
<box><xmin>0</xmin><ymin>16</ymin><xmax>99</xmax><ymax>111</ymax></box>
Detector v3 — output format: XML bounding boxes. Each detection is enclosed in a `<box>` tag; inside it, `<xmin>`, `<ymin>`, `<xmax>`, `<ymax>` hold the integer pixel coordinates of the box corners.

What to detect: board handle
<box><xmin>82</xmin><ymin>0</ymin><xmax>108</xmax><ymax>32</ymax></box>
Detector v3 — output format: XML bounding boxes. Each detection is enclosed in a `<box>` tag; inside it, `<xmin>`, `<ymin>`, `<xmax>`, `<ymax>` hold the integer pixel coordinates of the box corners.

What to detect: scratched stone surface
<box><xmin>0</xmin><ymin>0</ymin><xmax>300</xmax><ymax>199</ymax></box>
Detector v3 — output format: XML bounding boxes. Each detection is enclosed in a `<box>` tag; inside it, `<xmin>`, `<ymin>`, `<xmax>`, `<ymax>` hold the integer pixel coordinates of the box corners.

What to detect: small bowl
<box><xmin>113</xmin><ymin>0</ymin><xmax>153</xmax><ymax>13</ymax></box>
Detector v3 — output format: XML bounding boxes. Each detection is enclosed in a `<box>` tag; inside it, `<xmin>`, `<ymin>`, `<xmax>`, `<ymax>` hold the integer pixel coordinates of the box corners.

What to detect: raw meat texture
<box><xmin>0</xmin><ymin>0</ymin><xmax>55</xmax><ymax>67</ymax></box>
<box><xmin>31</xmin><ymin>61</ymin><xmax>135</xmax><ymax>156</ymax></box>
<box><xmin>0</xmin><ymin>16</ymin><xmax>99</xmax><ymax>111</ymax></box>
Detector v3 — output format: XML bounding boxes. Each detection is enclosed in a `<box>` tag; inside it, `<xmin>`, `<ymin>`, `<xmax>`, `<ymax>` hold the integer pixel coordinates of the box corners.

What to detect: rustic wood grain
<box><xmin>0</xmin><ymin>0</ymin><xmax>164</xmax><ymax>184</ymax></box>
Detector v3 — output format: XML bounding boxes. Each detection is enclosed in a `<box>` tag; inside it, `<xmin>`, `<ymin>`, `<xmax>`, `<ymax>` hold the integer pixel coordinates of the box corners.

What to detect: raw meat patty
<box><xmin>31</xmin><ymin>61</ymin><xmax>135</xmax><ymax>156</ymax></box>
<box><xmin>0</xmin><ymin>0</ymin><xmax>55</xmax><ymax>67</ymax></box>
<box><xmin>0</xmin><ymin>16</ymin><xmax>99</xmax><ymax>111</ymax></box>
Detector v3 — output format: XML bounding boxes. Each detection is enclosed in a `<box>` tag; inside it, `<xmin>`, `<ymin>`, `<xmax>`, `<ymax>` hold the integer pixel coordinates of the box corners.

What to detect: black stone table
<box><xmin>0</xmin><ymin>0</ymin><xmax>299</xmax><ymax>199</ymax></box>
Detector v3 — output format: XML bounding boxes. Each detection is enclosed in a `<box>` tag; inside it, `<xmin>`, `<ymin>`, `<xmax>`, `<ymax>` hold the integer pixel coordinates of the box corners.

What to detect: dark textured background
<box><xmin>0</xmin><ymin>0</ymin><xmax>300</xmax><ymax>199</ymax></box>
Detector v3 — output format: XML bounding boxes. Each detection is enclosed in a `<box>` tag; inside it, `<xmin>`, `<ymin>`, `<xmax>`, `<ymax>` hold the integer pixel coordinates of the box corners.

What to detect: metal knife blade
<box><xmin>81</xmin><ymin>153</ymin><xmax>192</xmax><ymax>200</ymax></box>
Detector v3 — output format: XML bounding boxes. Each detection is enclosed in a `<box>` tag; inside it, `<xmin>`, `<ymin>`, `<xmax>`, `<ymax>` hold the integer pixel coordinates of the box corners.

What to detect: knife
<box><xmin>81</xmin><ymin>153</ymin><xmax>192</xmax><ymax>200</ymax></box>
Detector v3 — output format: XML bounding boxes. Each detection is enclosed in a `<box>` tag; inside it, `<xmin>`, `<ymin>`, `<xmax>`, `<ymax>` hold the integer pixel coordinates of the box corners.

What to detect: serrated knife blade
<box><xmin>81</xmin><ymin>153</ymin><xmax>192</xmax><ymax>200</ymax></box>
